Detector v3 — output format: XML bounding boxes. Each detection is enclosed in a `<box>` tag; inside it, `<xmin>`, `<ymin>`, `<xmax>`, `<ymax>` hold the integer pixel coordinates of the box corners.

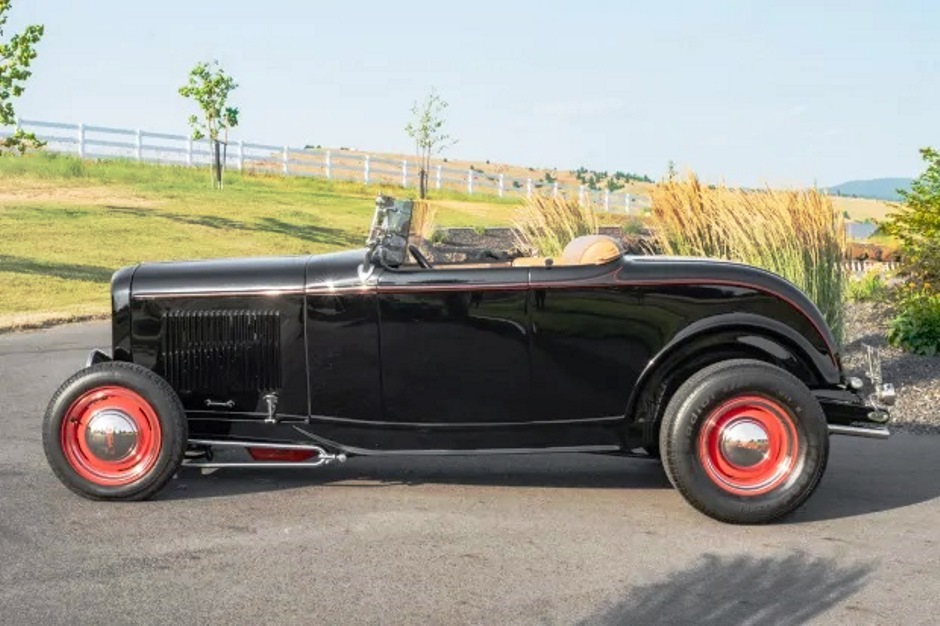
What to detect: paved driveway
<box><xmin>1</xmin><ymin>323</ymin><xmax>938</xmax><ymax>625</ymax></box>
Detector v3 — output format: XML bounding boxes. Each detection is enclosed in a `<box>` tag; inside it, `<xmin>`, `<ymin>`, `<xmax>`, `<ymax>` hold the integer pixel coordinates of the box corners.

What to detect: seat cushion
<box><xmin>560</xmin><ymin>235</ymin><xmax>624</xmax><ymax>265</ymax></box>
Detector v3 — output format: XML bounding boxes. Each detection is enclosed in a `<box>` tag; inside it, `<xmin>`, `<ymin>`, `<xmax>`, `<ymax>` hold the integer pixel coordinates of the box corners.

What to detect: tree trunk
<box><xmin>213</xmin><ymin>140</ymin><xmax>223</xmax><ymax>189</ymax></box>
<box><xmin>419</xmin><ymin>168</ymin><xmax>427</xmax><ymax>199</ymax></box>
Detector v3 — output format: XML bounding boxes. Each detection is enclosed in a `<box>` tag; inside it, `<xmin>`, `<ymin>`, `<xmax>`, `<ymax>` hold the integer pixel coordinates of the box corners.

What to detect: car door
<box><xmin>377</xmin><ymin>266</ymin><xmax>531</xmax><ymax>424</ymax></box>
<box><xmin>527</xmin><ymin>260</ymin><xmax>649</xmax><ymax>422</ymax></box>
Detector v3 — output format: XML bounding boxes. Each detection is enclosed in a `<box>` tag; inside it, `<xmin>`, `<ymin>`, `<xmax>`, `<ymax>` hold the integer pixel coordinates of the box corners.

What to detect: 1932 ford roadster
<box><xmin>42</xmin><ymin>197</ymin><xmax>894</xmax><ymax>523</ymax></box>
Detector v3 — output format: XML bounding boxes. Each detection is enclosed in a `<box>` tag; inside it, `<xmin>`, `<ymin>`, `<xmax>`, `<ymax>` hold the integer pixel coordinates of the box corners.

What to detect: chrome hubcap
<box><xmin>84</xmin><ymin>410</ymin><xmax>139</xmax><ymax>461</ymax></box>
<box><xmin>719</xmin><ymin>419</ymin><xmax>770</xmax><ymax>468</ymax></box>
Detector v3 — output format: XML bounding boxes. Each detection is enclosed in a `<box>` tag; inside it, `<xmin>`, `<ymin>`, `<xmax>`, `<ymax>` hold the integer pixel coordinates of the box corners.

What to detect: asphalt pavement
<box><xmin>1</xmin><ymin>322</ymin><xmax>938</xmax><ymax>625</ymax></box>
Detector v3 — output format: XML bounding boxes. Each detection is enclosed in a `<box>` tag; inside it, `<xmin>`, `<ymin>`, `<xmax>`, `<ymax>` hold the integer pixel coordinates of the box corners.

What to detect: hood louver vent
<box><xmin>161</xmin><ymin>310</ymin><xmax>281</xmax><ymax>394</ymax></box>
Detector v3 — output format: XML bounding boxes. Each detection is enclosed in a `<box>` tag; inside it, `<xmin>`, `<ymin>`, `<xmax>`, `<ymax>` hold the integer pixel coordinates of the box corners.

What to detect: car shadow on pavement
<box><xmin>163</xmin><ymin>453</ymin><xmax>672</xmax><ymax>501</ymax></box>
<box><xmin>787</xmin><ymin>433</ymin><xmax>940</xmax><ymax>523</ymax></box>
<box><xmin>578</xmin><ymin>552</ymin><xmax>873</xmax><ymax>626</ymax></box>
<box><xmin>163</xmin><ymin>434</ymin><xmax>940</xmax><ymax>524</ymax></box>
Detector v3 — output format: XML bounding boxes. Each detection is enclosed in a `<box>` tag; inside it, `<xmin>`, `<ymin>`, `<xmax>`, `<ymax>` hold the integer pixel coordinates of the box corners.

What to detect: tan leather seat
<box><xmin>511</xmin><ymin>235</ymin><xmax>623</xmax><ymax>267</ymax></box>
<box><xmin>560</xmin><ymin>235</ymin><xmax>623</xmax><ymax>265</ymax></box>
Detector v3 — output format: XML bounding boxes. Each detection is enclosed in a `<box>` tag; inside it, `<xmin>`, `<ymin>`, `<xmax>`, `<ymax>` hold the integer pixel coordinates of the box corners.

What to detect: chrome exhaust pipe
<box><xmin>828</xmin><ymin>424</ymin><xmax>891</xmax><ymax>439</ymax></box>
<box><xmin>184</xmin><ymin>438</ymin><xmax>347</xmax><ymax>468</ymax></box>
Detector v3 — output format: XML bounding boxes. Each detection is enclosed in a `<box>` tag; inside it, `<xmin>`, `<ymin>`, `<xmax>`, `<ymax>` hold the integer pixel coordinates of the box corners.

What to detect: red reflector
<box><xmin>247</xmin><ymin>448</ymin><xmax>317</xmax><ymax>462</ymax></box>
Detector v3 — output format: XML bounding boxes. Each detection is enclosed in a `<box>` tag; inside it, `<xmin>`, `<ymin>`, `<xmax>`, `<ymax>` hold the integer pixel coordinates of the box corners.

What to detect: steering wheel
<box><xmin>408</xmin><ymin>244</ymin><xmax>433</xmax><ymax>269</ymax></box>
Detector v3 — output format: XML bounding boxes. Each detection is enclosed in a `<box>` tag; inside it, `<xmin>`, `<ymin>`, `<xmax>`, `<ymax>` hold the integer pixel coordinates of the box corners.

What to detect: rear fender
<box><xmin>624</xmin><ymin>313</ymin><xmax>841</xmax><ymax>443</ymax></box>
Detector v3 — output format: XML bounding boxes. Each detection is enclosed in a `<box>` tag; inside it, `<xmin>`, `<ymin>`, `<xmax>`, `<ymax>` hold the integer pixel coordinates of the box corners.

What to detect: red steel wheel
<box><xmin>697</xmin><ymin>395</ymin><xmax>800</xmax><ymax>496</ymax></box>
<box><xmin>660</xmin><ymin>360</ymin><xmax>828</xmax><ymax>524</ymax></box>
<box><xmin>59</xmin><ymin>386</ymin><xmax>163</xmax><ymax>487</ymax></box>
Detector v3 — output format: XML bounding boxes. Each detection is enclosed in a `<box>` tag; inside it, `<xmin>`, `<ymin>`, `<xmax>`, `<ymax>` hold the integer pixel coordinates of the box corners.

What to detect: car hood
<box><xmin>128</xmin><ymin>249</ymin><xmax>372</xmax><ymax>298</ymax></box>
<box><xmin>129</xmin><ymin>255</ymin><xmax>310</xmax><ymax>298</ymax></box>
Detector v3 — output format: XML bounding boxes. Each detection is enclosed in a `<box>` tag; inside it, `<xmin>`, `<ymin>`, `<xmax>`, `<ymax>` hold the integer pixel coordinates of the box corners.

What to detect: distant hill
<box><xmin>826</xmin><ymin>178</ymin><xmax>912</xmax><ymax>202</ymax></box>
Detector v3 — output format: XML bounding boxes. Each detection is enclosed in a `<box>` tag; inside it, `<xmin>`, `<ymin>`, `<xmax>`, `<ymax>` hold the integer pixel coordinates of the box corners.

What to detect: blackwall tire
<box><xmin>42</xmin><ymin>362</ymin><xmax>187</xmax><ymax>501</ymax></box>
<box><xmin>659</xmin><ymin>359</ymin><xmax>828</xmax><ymax>524</ymax></box>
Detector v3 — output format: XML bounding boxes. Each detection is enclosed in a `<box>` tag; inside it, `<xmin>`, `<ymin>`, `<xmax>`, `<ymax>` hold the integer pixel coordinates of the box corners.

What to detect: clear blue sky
<box><xmin>8</xmin><ymin>0</ymin><xmax>938</xmax><ymax>186</ymax></box>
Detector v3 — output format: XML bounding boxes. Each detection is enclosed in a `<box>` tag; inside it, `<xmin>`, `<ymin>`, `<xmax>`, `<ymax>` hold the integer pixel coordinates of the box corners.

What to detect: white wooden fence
<box><xmin>3</xmin><ymin>118</ymin><xmax>649</xmax><ymax>212</ymax></box>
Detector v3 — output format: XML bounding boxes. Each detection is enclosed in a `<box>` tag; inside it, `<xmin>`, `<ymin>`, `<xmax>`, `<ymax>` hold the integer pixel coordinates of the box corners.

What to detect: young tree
<box><xmin>405</xmin><ymin>88</ymin><xmax>455</xmax><ymax>199</ymax></box>
<box><xmin>0</xmin><ymin>0</ymin><xmax>44</xmax><ymax>154</ymax></box>
<box><xmin>665</xmin><ymin>160</ymin><xmax>678</xmax><ymax>182</ymax></box>
<box><xmin>179</xmin><ymin>61</ymin><xmax>239</xmax><ymax>188</ymax></box>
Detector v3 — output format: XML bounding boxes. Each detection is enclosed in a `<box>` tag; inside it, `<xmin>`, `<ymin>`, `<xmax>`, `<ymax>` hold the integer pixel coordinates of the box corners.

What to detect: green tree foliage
<box><xmin>405</xmin><ymin>88</ymin><xmax>455</xmax><ymax>199</ymax></box>
<box><xmin>885</xmin><ymin>148</ymin><xmax>940</xmax><ymax>288</ymax></box>
<box><xmin>179</xmin><ymin>61</ymin><xmax>239</xmax><ymax>189</ymax></box>
<box><xmin>884</xmin><ymin>148</ymin><xmax>940</xmax><ymax>355</ymax></box>
<box><xmin>0</xmin><ymin>0</ymin><xmax>44</xmax><ymax>154</ymax></box>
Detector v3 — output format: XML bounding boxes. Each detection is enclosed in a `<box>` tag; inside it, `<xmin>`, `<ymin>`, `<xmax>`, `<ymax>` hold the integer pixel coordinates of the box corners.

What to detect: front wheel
<box><xmin>42</xmin><ymin>361</ymin><xmax>187</xmax><ymax>501</ymax></box>
<box><xmin>659</xmin><ymin>359</ymin><xmax>828</xmax><ymax>524</ymax></box>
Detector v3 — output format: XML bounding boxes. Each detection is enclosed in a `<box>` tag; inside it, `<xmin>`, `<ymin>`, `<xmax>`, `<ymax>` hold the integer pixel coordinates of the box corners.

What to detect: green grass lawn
<box><xmin>0</xmin><ymin>153</ymin><xmax>521</xmax><ymax>327</ymax></box>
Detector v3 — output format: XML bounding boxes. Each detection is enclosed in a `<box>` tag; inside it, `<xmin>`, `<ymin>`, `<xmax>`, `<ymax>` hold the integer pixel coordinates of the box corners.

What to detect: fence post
<box><xmin>236</xmin><ymin>141</ymin><xmax>244</xmax><ymax>171</ymax></box>
<box><xmin>77</xmin><ymin>123</ymin><xmax>85</xmax><ymax>159</ymax></box>
<box><xmin>526</xmin><ymin>178</ymin><xmax>532</xmax><ymax>198</ymax></box>
<box><xmin>325</xmin><ymin>150</ymin><xmax>332</xmax><ymax>180</ymax></box>
<box><xmin>578</xmin><ymin>185</ymin><xmax>585</xmax><ymax>205</ymax></box>
<box><xmin>604</xmin><ymin>188</ymin><xmax>610</xmax><ymax>211</ymax></box>
<box><xmin>468</xmin><ymin>169</ymin><xmax>474</xmax><ymax>194</ymax></box>
<box><xmin>625</xmin><ymin>193</ymin><xmax>632</xmax><ymax>213</ymax></box>
<box><xmin>498</xmin><ymin>173</ymin><xmax>504</xmax><ymax>198</ymax></box>
<box><xmin>135</xmin><ymin>129</ymin><xmax>143</xmax><ymax>161</ymax></box>
<box><xmin>185</xmin><ymin>138</ymin><xmax>193</xmax><ymax>166</ymax></box>
<box><xmin>436</xmin><ymin>164</ymin><xmax>442</xmax><ymax>189</ymax></box>
<box><xmin>364</xmin><ymin>155</ymin><xmax>370</xmax><ymax>185</ymax></box>
<box><xmin>553</xmin><ymin>181</ymin><xmax>558</xmax><ymax>198</ymax></box>
<box><xmin>283</xmin><ymin>146</ymin><xmax>289</xmax><ymax>175</ymax></box>
<box><xmin>401</xmin><ymin>160</ymin><xmax>408</xmax><ymax>187</ymax></box>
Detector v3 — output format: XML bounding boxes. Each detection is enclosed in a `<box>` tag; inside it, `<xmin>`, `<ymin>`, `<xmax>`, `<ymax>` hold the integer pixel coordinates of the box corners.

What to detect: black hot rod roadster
<box><xmin>42</xmin><ymin>197</ymin><xmax>894</xmax><ymax>523</ymax></box>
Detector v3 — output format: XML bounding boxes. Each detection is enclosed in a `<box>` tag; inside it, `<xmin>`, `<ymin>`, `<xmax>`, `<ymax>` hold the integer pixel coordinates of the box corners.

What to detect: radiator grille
<box><xmin>161</xmin><ymin>310</ymin><xmax>281</xmax><ymax>394</ymax></box>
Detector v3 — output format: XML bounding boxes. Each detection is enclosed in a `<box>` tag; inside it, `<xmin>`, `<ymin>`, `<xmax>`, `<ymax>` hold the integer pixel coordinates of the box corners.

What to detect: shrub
<box><xmin>649</xmin><ymin>174</ymin><xmax>846</xmax><ymax>341</ymax></box>
<box><xmin>884</xmin><ymin>147</ymin><xmax>940</xmax><ymax>292</ymax></box>
<box><xmin>846</xmin><ymin>271</ymin><xmax>890</xmax><ymax>302</ymax></box>
<box><xmin>888</xmin><ymin>291</ymin><xmax>940</xmax><ymax>356</ymax></box>
<box><xmin>513</xmin><ymin>195</ymin><xmax>599</xmax><ymax>257</ymax></box>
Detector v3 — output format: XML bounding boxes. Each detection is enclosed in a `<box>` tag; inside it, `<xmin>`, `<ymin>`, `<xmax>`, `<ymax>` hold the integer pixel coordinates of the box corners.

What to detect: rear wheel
<box><xmin>659</xmin><ymin>359</ymin><xmax>828</xmax><ymax>524</ymax></box>
<box><xmin>42</xmin><ymin>362</ymin><xmax>187</xmax><ymax>501</ymax></box>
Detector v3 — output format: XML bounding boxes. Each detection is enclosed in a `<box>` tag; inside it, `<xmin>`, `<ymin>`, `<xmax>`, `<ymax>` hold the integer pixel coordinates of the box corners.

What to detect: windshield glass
<box><xmin>367</xmin><ymin>197</ymin><xmax>413</xmax><ymax>268</ymax></box>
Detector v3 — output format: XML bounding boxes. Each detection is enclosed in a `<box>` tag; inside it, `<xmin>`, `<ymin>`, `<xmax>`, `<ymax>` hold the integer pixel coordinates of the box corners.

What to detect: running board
<box><xmin>828</xmin><ymin>424</ymin><xmax>891</xmax><ymax>439</ymax></box>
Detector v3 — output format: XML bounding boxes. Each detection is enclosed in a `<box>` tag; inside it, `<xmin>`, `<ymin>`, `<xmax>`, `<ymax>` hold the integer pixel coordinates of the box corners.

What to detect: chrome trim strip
<box><xmin>182</xmin><ymin>461</ymin><xmax>340</xmax><ymax>468</ymax></box>
<box><xmin>189</xmin><ymin>438</ymin><xmax>324</xmax><ymax>450</ymax></box>
<box><xmin>828</xmin><ymin>424</ymin><xmax>891</xmax><ymax>439</ymax></box>
<box><xmin>134</xmin><ymin>287</ymin><xmax>306</xmax><ymax>299</ymax></box>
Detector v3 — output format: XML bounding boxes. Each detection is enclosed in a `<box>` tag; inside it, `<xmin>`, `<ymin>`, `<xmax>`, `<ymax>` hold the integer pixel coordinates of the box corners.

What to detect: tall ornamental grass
<box><xmin>513</xmin><ymin>194</ymin><xmax>599</xmax><ymax>258</ymax></box>
<box><xmin>650</xmin><ymin>174</ymin><xmax>846</xmax><ymax>342</ymax></box>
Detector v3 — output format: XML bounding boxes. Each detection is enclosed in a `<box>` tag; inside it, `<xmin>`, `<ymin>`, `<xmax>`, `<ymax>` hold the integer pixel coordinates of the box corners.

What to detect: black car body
<box><xmin>43</xmin><ymin>197</ymin><xmax>894</xmax><ymax>523</ymax></box>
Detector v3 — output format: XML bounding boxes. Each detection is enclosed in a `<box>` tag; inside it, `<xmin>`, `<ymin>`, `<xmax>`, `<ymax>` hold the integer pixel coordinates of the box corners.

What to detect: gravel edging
<box><xmin>842</xmin><ymin>302</ymin><xmax>940</xmax><ymax>434</ymax></box>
